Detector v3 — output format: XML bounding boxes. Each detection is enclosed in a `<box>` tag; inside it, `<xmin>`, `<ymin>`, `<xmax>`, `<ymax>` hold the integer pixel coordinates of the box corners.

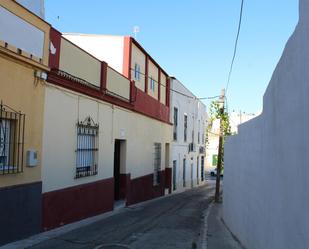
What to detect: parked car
<box><xmin>210</xmin><ymin>168</ymin><xmax>223</xmax><ymax>177</ymax></box>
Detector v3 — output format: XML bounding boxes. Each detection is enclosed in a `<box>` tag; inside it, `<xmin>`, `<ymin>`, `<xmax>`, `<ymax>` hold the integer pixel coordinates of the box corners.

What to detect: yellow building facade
<box><xmin>0</xmin><ymin>0</ymin><xmax>50</xmax><ymax>245</ymax></box>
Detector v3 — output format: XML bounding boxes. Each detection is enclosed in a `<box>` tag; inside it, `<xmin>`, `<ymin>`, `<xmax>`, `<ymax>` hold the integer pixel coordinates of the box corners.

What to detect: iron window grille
<box><xmin>75</xmin><ymin>116</ymin><xmax>99</xmax><ymax>178</ymax></box>
<box><xmin>0</xmin><ymin>102</ymin><xmax>25</xmax><ymax>175</ymax></box>
<box><xmin>153</xmin><ymin>143</ymin><xmax>161</xmax><ymax>185</ymax></box>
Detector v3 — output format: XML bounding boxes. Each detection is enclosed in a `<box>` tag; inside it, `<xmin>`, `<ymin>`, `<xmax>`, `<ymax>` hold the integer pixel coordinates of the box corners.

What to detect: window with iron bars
<box><xmin>153</xmin><ymin>143</ymin><xmax>161</xmax><ymax>186</ymax></box>
<box><xmin>75</xmin><ymin>117</ymin><xmax>99</xmax><ymax>178</ymax></box>
<box><xmin>0</xmin><ymin>102</ymin><xmax>25</xmax><ymax>175</ymax></box>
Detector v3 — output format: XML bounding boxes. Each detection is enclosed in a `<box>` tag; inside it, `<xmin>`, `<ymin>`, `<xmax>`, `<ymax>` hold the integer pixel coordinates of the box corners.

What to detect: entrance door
<box><xmin>114</xmin><ymin>140</ymin><xmax>121</xmax><ymax>201</ymax></box>
<box><xmin>183</xmin><ymin>158</ymin><xmax>186</xmax><ymax>187</ymax></box>
<box><xmin>191</xmin><ymin>163</ymin><xmax>194</xmax><ymax>188</ymax></box>
<box><xmin>173</xmin><ymin>160</ymin><xmax>177</xmax><ymax>191</ymax></box>
<box><xmin>197</xmin><ymin>157</ymin><xmax>199</xmax><ymax>185</ymax></box>
<box><xmin>201</xmin><ymin>156</ymin><xmax>205</xmax><ymax>181</ymax></box>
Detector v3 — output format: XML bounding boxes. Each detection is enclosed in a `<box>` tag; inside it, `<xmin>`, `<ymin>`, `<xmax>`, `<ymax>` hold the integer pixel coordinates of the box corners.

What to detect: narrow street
<box><xmin>27</xmin><ymin>183</ymin><xmax>215</xmax><ymax>249</ymax></box>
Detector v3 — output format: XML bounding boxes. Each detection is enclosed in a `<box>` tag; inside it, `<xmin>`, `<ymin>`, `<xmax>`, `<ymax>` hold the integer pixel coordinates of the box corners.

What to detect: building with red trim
<box><xmin>41</xmin><ymin>29</ymin><xmax>173</xmax><ymax>230</ymax></box>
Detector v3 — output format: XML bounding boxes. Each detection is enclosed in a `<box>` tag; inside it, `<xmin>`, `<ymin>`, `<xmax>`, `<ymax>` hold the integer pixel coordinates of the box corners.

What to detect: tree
<box><xmin>207</xmin><ymin>100</ymin><xmax>232</xmax><ymax>172</ymax></box>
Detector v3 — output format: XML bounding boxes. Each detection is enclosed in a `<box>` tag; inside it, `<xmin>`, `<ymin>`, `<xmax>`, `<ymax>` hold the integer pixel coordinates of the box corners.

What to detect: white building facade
<box><xmin>206</xmin><ymin>112</ymin><xmax>257</xmax><ymax>171</ymax></box>
<box><xmin>223</xmin><ymin>1</ymin><xmax>309</xmax><ymax>248</ymax></box>
<box><xmin>170</xmin><ymin>78</ymin><xmax>207</xmax><ymax>191</ymax></box>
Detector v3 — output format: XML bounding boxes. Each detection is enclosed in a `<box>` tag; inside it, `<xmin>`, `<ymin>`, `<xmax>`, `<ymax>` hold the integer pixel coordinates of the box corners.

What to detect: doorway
<box><xmin>183</xmin><ymin>158</ymin><xmax>186</xmax><ymax>187</ymax></box>
<box><xmin>114</xmin><ymin>139</ymin><xmax>126</xmax><ymax>202</ymax></box>
<box><xmin>173</xmin><ymin>160</ymin><xmax>177</xmax><ymax>191</ymax></box>
<box><xmin>201</xmin><ymin>156</ymin><xmax>205</xmax><ymax>181</ymax></box>
<box><xmin>197</xmin><ymin>157</ymin><xmax>199</xmax><ymax>185</ymax></box>
<box><xmin>191</xmin><ymin>163</ymin><xmax>194</xmax><ymax>188</ymax></box>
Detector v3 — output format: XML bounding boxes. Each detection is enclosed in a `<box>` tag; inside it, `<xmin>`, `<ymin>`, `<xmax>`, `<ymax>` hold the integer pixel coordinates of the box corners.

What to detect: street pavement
<box><xmin>207</xmin><ymin>203</ymin><xmax>244</xmax><ymax>249</ymax></box>
<box><xmin>24</xmin><ymin>183</ymin><xmax>216</xmax><ymax>249</ymax></box>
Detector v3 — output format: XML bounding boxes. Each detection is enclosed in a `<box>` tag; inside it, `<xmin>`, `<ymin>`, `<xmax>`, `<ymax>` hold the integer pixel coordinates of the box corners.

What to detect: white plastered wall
<box><xmin>223</xmin><ymin>1</ymin><xmax>309</xmax><ymax>248</ymax></box>
<box><xmin>170</xmin><ymin>78</ymin><xmax>207</xmax><ymax>191</ymax></box>
<box><xmin>42</xmin><ymin>85</ymin><xmax>172</xmax><ymax>193</ymax></box>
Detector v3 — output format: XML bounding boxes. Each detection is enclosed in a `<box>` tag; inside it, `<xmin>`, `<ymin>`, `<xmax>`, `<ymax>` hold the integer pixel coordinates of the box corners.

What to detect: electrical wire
<box><xmin>225</xmin><ymin>0</ymin><xmax>245</xmax><ymax>95</ymax></box>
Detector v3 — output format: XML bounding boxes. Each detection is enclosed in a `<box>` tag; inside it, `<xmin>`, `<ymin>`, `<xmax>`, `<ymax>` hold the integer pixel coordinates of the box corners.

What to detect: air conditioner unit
<box><xmin>199</xmin><ymin>146</ymin><xmax>205</xmax><ymax>154</ymax></box>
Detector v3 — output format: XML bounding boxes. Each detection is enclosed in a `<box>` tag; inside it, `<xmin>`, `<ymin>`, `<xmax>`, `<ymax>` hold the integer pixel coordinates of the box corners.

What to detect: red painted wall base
<box><xmin>126</xmin><ymin>170</ymin><xmax>166</xmax><ymax>206</ymax></box>
<box><xmin>42</xmin><ymin>178</ymin><xmax>114</xmax><ymax>231</ymax></box>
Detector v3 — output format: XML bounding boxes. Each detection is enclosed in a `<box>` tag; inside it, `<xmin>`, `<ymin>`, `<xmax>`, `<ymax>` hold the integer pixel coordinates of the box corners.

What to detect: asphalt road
<box><xmin>28</xmin><ymin>182</ymin><xmax>215</xmax><ymax>249</ymax></box>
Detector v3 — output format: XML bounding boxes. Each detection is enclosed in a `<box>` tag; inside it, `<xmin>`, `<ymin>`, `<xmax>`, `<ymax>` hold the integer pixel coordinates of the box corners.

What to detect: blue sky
<box><xmin>45</xmin><ymin>0</ymin><xmax>299</xmax><ymax>113</ymax></box>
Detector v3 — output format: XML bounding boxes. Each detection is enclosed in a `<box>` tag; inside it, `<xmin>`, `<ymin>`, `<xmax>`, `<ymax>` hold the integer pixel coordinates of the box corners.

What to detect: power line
<box><xmin>225</xmin><ymin>0</ymin><xmax>245</xmax><ymax>95</ymax></box>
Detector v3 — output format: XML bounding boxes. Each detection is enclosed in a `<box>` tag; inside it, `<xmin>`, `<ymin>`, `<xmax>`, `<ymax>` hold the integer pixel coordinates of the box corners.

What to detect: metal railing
<box><xmin>75</xmin><ymin>116</ymin><xmax>99</xmax><ymax>178</ymax></box>
<box><xmin>0</xmin><ymin>101</ymin><xmax>25</xmax><ymax>175</ymax></box>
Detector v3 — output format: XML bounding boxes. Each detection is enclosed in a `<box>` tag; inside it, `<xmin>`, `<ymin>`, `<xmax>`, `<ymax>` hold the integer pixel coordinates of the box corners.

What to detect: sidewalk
<box><xmin>207</xmin><ymin>202</ymin><xmax>245</xmax><ymax>249</ymax></box>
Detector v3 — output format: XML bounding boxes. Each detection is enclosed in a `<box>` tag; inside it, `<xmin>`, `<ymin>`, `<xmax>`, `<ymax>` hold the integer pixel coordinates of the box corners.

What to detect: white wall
<box><xmin>229</xmin><ymin>111</ymin><xmax>257</xmax><ymax>134</ymax></box>
<box><xmin>16</xmin><ymin>0</ymin><xmax>45</xmax><ymax>19</ymax></box>
<box><xmin>170</xmin><ymin>78</ymin><xmax>207</xmax><ymax>190</ymax></box>
<box><xmin>223</xmin><ymin>1</ymin><xmax>309</xmax><ymax>248</ymax></box>
<box><xmin>63</xmin><ymin>34</ymin><xmax>124</xmax><ymax>74</ymax></box>
<box><xmin>42</xmin><ymin>85</ymin><xmax>172</xmax><ymax>193</ymax></box>
<box><xmin>0</xmin><ymin>5</ymin><xmax>44</xmax><ymax>58</ymax></box>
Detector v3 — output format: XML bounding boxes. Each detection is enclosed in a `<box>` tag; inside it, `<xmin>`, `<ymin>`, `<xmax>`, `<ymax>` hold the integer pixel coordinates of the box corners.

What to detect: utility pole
<box><xmin>215</xmin><ymin>89</ymin><xmax>225</xmax><ymax>203</ymax></box>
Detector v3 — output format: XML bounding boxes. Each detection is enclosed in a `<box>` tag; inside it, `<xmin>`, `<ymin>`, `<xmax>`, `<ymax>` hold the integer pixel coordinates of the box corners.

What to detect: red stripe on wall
<box><xmin>126</xmin><ymin>170</ymin><xmax>166</xmax><ymax>206</ymax></box>
<box><xmin>42</xmin><ymin>178</ymin><xmax>114</xmax><ymax>231</ymax></box>
<box><xmin>100</xmin><ymin>62</ymin><xmax>108</xmax><ymax>90</ymax></box>
<box><xmin>49</xmin><ymin>28</ymin><xmax>62</xmax><ymax>69</ymax></box>
<box><xmin>134</xmin><ymin>88</ymin><xmax>170</xmax><ymax>123</ymax></box>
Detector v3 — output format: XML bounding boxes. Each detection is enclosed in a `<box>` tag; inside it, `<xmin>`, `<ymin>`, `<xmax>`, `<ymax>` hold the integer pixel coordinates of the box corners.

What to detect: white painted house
<box><xmin>206</xmin><ymin>112</ymin><xmax>257</xmax><ymax>171</ymax></box>
<box><xmin>170</xmin><ymin>78</ymin><xmax>207</xmax><ymax>191</ymax></box>
<box><xmin>223</xmin><ymin>0</ymin><xmax>309</xmax><ymax>248</ymax></box>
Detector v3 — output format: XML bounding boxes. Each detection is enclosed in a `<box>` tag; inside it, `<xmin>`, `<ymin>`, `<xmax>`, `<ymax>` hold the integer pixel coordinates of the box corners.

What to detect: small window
<box><xmin>153</xmin><ymin>143</ymin><xmax>161</xmax><ymax>185</ymax></box>
<box><xmin>184</xmin><ymin>114</ymin><xmax>187</xmax><ymax>142</ymax></box>
<box><xmin>76</xmin><ymin>116</ymin><xmax>99</xmax><ymax>178</ymax></box>
<box><xmin>134</xmin><ymin>63</ymin><xmax>141</xmax><ymax>81</ymax></box>
<box><xmin>0</xmin><ymin>102</ymin><xmax>25</xmax><ymax>175</ymax></box>
<box><xmin>183</xmin><ymin>158</ymin><xmax>186</xmax><ymax>187</ymax></box>
<box><xmin>173</xmin><ymin>107</ymin><xmax>178</xmax><ymax>141</ymax></box>
<box><xmin>149</xmin><ymin>77</ymin><xmax>155</xmax><ymax>92</ymax></box>
<box><xmin>198</xmin><ymin>120</ymin><xmax>200</xmax><ymax>144</ymax></box>
<box><xmin>192</xmin><ymin>130</ymin><xmax>194</xmax><ymax>143</ymax></box>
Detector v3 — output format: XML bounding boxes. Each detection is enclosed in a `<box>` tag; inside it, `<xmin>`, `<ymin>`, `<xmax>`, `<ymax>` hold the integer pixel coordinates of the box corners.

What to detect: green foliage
<box><xmin>207</xmin><ymin>100</ymin><xmax>232</xmax><ymax>169</ymax></box>
<box><xmin>208</xmin><ymin>101</ymin><xmax>231</xmax><ymax>136</ymax></box>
